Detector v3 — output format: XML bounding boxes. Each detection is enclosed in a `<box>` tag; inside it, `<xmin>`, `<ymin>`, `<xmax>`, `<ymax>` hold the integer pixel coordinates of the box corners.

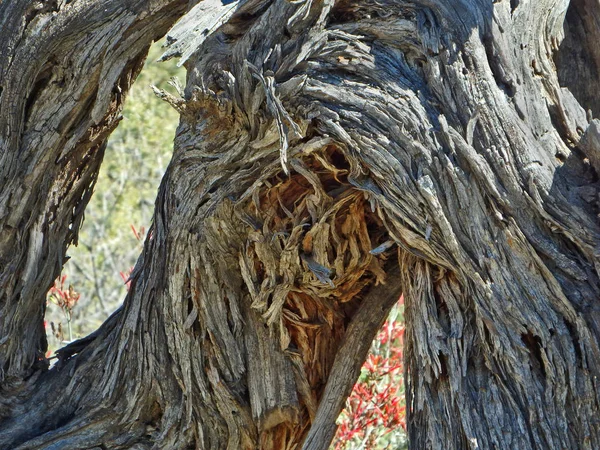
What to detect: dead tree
<box><xmin>1</xmin><ymin>0</ymin><xmax>600</xmax><ymax>448</ymax></box>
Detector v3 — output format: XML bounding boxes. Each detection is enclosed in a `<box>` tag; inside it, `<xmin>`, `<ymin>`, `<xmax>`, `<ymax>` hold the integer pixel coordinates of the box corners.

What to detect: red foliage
<box><xmin>130</xmin><ymin>224</ymin><xmax>146</xmax><ymax>242</ymax></box>
<box><xmin>49</xmin><ymin>274</ymin><xmax>80</xmax><ymax>313</ymax></box>
<box><xmin>333</xmin><ymin>296</ymin><xmax>406</xmax><ymax>449</ymax></box>
<box><xmin>119</xmin><ymin>268</ymin><xmax>134</xmax><ymax>291</ymax></box>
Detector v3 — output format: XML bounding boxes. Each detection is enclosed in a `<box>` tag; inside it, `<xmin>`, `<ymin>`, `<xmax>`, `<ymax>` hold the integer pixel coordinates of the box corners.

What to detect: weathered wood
<box><xmin>555</xmin><ymin>0</ymin><xmax>600</xmax><ymax>118</ymax></box>
<box><xmin>1</xmin><ymin>0</ymin><xmax>600</xmax><ymax>449</ymax></box>
<box><xmin>0</xmin><ymin>0</ymin><xmax>190</xmax><ymax>383</ymax></box>
<box><xmin>580</xmin><ymin>120</ymin><xmax>600</xmax><ymax>173</ymax></box>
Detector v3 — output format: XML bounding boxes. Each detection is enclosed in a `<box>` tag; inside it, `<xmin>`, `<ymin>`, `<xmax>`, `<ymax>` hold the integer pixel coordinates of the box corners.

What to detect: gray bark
<box><xmin>0</xmin><ymin>0</ymin><xmax>189</xmax><ymax>381</ymax></box>
<box><xmin>1</xmin><ymin>0</ymin><xmax>600</xmax><ymax>449</ymax></box>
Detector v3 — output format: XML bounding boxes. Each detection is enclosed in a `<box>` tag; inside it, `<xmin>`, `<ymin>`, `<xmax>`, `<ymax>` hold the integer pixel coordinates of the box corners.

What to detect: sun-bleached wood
<box><xmin>1</xmin><ymin>0</ymin><xmax>600</xmax><ymax>449</ymax></box>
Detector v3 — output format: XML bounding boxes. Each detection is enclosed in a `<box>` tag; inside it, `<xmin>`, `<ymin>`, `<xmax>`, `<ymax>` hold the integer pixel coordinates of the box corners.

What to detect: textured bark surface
<box><xmin>0</xmin><ymin>0</ymin><xmax>189</xmax><ymax>382</ymax></box>
<box><xmin>1</xmin><ymin>0</ymin><xmax>600</xmax><ymax>449</ymax></box>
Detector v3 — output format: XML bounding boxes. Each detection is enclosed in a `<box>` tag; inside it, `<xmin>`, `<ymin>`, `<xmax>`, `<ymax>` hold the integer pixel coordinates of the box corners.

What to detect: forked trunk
<box><xmin>1</xmin><ymin>0</ymin><xmax>600</xmax><ymax>449</ymax></box>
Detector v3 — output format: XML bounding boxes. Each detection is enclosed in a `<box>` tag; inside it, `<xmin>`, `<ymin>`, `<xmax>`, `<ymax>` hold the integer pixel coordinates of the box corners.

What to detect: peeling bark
<box><xmin>2</xmin><ymin>0</ymin><xmax>600</xmax><ymax>449</ymax></box>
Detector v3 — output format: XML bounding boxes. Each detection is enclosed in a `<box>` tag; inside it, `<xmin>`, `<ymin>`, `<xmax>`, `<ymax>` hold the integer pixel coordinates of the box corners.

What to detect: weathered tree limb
<box><xmin>2</xmin><ymin>4</ymin><xmax>399</xmax><ymax>448</ymax></box>
<box><xmin>1</xmin><ymin>0</ymin><xmax>600</xmax><ymax>449</ymax></box>
<box><xmin>302</xmin><ymin>265</ymin><xmax>402</xmax><ymax>450</ymax></box>
<box><xmin>0</xmin><ymin>0</ymin><xmax>191</xmax><ymax>382</ymax></box>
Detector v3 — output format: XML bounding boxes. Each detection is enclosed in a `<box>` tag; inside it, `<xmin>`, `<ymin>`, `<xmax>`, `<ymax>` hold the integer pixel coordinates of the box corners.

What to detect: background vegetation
<box><xmin>45</xmin><ymin>41</ymin><xmax>407</xmax><ymax>449</ymax></box>
<box><xmin>45</xmin><ymin>42</ymin><xmax>182</xmax><ymax>343</ymax></box>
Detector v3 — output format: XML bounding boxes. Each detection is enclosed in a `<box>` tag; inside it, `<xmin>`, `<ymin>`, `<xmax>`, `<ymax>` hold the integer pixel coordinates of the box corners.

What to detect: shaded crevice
<box><xmin>24</xmin><ymin>0</ymin><xmax>59</xmax><ymax>29</ymax></box>
<box><xmin>220</xmin><ymin>1</ymin><xmax>273</xmax><ymax>40</ymax></box>
<box><xmin>329</xmin><ymin>0</ymin><xmax>416</xmax><ymax>25</ymax></box>
<box><xmin>23</xmin><ymin>63</ymin><xmax>54</xmax><ymax>125</ymax></box>
<box><xmin>554</xmin><ymin>0</ymin><xmax>600</xmax><ymax>118</ymax></box>
<box><xmin>520</xmin><ymin>331</ymin><xmax>546</xmax><ymax>380</ymax></box>
<box><xmin>437</xmin><ymin>351</ymin><xmax>448</xmax><ymax>380</ymax></box>
<box><xmin>482</xmin><ymin>34</ymin><xmax>516</xmax><ymax>99</ymax></box>
<box><xmin>564</xmin><ymin>318</ymin><xmax>583</xmax><ymax>366</ymax></box>
<box><xmin>433</xmin><ymin>283</ymin><xmax>451</xmax><ymax>335</ymax></box>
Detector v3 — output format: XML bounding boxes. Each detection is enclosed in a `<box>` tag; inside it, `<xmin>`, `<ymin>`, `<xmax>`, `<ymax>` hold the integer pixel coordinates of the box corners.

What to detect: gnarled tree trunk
<box><xmin>1</xmin><ymin>0</ymin><xmax>600</xmax><ymax>449</ymax></box>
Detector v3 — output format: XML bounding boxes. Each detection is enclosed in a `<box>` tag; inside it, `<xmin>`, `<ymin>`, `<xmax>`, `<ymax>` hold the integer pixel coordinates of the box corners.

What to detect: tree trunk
<box><xmin>1</xmin><ymin>0</ymin><xmax>600</xmax><ymax>449</ymax></box>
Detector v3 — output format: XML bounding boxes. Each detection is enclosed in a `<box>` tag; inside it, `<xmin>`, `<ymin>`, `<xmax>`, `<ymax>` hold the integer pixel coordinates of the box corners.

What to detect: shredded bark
<box><xmin>1</xmin><ymin>0</ymin><xmax>600</xmax><ymax>449</ymax></box>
